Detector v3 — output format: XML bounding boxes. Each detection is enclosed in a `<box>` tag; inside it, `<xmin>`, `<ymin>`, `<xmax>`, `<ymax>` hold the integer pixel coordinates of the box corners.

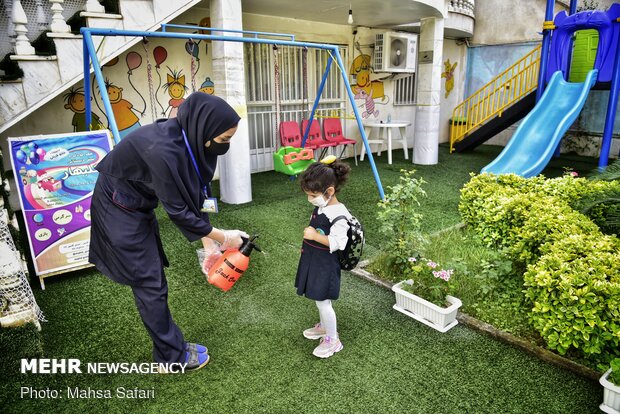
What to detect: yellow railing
<box><xmin>450</xmin><ymin>45</ymin><xmax>542</xmax><ymax>152</ymax></box>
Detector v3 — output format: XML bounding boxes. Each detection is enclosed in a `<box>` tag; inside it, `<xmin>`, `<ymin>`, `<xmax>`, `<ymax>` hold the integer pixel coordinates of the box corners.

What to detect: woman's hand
<box><xmin>303</xmin><ymin>226</ymin><xmax>318</xmax><ymax>241</ymax></box>
<box><xmin>200</xmin><ymin>237</ymin><xmax>222</xmax><ymax>274</ymax></box>
<box><xmin>221</xmin><ymin>229</ymin><xmax>249</xmax><ymax>250</ymax></box>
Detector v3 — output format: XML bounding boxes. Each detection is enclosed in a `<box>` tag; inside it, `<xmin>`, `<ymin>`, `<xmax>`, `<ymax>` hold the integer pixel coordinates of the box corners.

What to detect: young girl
<box><xmin>296</xmin><ymin>157</ymin><xmax>352</xmax><ymax>358</ymax></box>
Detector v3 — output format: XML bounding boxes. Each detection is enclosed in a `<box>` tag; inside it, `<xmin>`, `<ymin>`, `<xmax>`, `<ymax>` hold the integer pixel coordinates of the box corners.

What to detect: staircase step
<box><xmin>0</xmin><ymin>0</ymin><xmax>202</xmax><ymax>134</ymax></box>
<box><xmin>47</xmin><ymin>33</ymin><xmax>84</xmax><ymax>83</ymax></box>
<box><xmin>454</xmin><ymin>91</ymin><xmax>537</xmax><ymax>152</ymax></box>
<box><xmin>80</xmin><ymin>12</ymin><xmax>126</xmax><ymax>60</ymax></box>
<box><xmin>120</xmin><ymin>0</ymin><xmax>156</xmax><ymax>31</ymax></box>
<box><xmin>0</xmin><ymin>81</ymin><xmax>27</xmax><ymax>125</ymax></box>
<box><xmin>9</xmin><ymin>56</ymin><xmax>62</xmax><ymax>107</ymax></box>
<box><xmin>153</xmin><ymin>0</ymin><xmax>185</xmax><ymax>22</ymax></box>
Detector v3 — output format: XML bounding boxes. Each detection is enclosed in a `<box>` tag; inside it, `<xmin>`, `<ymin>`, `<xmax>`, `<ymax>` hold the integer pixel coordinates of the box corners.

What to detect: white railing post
<box><xmin>85</xmin><ymin>0</ymin><xmax>105</xmax><ymax>13</ymax></box>
<box><xmin>12</xmin><ymin>0</ymin><xmax>35</xmax><ymax>55</ymax></box>
<box><xmin>49</xmin><ymin>0</ymin><xmax>71</xmax><ymax>33</ymax></box>
<box><xmin>35</xmin><ymin>0</ymin><xmax>48</xmax><ymax>30</ymax></box>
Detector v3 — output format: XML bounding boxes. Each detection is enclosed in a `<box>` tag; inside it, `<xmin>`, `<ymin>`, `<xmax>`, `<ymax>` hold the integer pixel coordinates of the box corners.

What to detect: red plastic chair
<box><xmin>301</xmin><ymin>119</ymin><xmax>336</xmax><ymax>158</ymax></box>
<box><xmin>322</xmin><ymin>118</ymin><xmax>358</xmax><ymax>164</ymax></box>
<box><xmin>279</xmin><ymin>121</ymin><xmax>304</xmax><ymax>148</ymax></box>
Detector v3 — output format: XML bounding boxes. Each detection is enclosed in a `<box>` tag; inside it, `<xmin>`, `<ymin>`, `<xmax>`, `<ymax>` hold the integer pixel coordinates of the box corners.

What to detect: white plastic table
<box><xmin>360</xmin><ymin>121</ymin><xmax>410</xmax><ymax>165</ymax></box>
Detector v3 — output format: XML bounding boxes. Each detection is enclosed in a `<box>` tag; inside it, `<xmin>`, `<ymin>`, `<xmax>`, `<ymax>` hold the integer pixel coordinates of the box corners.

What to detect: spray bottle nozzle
<box><xmin>240</xmin><ymin>234</ymin><xmax>261</xmax><ymax>256</ymax></box>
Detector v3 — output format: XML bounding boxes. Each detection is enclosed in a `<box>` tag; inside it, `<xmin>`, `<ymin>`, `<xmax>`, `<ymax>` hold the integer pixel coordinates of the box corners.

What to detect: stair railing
<box><xmin>450</xmin><ymin>45</ymin><xmax>541</xmax><ymax>152</ymax></box>
<box><xmin>2</xmin><ymin>0</ymin><xmax>94</xmax><ymax>59</ymax></box>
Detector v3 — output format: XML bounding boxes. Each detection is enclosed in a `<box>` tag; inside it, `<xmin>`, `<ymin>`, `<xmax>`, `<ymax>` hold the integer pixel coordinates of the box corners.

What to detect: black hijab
<box><xmin>96</xmin><ymin>92</ymin><xmax>240</xmax><ymax>210</ymax></box>
<box><xmin>176</xmin><ymin>92</ymin><xmax>241</xmax><ymax>185</ymax></box>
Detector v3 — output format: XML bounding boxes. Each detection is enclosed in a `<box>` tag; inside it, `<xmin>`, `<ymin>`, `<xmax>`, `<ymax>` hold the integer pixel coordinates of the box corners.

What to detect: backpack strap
<box><xmin>331</xmin><ymin>215</ymin><xmax>348</xmax><ymax>224</ymax></box>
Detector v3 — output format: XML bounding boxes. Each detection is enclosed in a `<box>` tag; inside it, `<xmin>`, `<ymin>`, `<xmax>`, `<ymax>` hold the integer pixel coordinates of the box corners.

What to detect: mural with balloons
<box><xmin>63</xmin><ymin>33</ymin><xmax>216</xmax><ymax>134</ymax></box>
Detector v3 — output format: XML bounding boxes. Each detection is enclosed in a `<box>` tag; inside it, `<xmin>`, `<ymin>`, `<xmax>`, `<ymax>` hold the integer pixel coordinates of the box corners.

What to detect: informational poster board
<box><xmin>8</xmin><ymin>131</ymin><xmax>114</xmax><ymax>287</ymax></box>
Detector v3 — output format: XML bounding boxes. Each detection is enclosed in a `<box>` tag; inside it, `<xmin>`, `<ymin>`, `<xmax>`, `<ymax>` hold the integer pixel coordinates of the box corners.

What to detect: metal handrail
<box><xmin>450</xmin><ymin>45</ymin><xmax>542</xmax><ymax>152</ymax></box>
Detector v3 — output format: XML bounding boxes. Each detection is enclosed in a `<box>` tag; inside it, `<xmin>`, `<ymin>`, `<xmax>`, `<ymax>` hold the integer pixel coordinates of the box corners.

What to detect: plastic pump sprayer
<box><xmin>207</xmin><ymin>235</ymin><xmax>261</xmax><ymax>291</ymax></box>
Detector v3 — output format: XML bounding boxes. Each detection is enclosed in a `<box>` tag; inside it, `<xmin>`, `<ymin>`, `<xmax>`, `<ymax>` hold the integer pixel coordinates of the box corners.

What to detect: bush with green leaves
<box><xmin>377</xmin><ymin>169</ymin><xmax>428</xmax><ymax>274</ymax></box>
<box><xmin>524</xmin><ymin>233</ymin><xmax>620</xmax><ymax>368</ymax></box>
<box><xmin>460</xmin><ymin>172</ymin><xmax>620</xmax><ymax>368</ymax></box>
<box><xmin>610</xmin><ymin>358</ymin><xmax>620</xmax><ymax>386</ymax></box>
<box><xmin>506</xmin><ymin>197</ymin><xmax>600</xmax><ymax>266</ymax></box>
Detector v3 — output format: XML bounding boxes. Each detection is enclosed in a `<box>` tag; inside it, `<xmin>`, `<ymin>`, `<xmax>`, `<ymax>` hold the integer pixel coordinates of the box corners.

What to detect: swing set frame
<box><xmin>81</xmin><ymin>25</ymin><xmax>386</xmax><ymax>199</ymax></box>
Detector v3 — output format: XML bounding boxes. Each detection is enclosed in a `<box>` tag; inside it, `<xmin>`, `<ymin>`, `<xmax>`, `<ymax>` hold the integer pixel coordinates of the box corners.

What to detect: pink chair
<box><xmin>322</xmin><ymin>118</ymin><xmax>358</xmax><ymax>164</ymax></box>
<box><xmin>301</xmin><ymin>119</ymin><xmax>337</xmax><ymax>158</ymax></box>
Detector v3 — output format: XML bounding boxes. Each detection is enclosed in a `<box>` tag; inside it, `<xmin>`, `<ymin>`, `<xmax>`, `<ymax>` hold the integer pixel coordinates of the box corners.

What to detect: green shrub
<box><xmin>461</xmin><ymin>173</ymin><xmax>620</xmax><ymax>368</ymax></box>
<box><xmin>376</xmin><ymin>170</ymin><xmax>428</xmax><ymax>274</ymax></box>
<box><xmin>610</xmin><ymin>358</ymin><xmax>620</xmax><ymax>385</ymax></box>
<box><xmin>506</xmin><ymin>199</ymin><xmax>600</xmax><ymax>266</ymax></box>
<box><xmin>524</xmin><ymin>233</ymin><xmax>620</xmax><ymax>368</ymax></box>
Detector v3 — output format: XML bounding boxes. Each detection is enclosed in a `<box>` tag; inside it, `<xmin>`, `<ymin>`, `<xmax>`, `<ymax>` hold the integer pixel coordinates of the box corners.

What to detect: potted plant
<box><xmin>392</xmin><ymin>257</ymin><xmax>462</xmax><ymax>333</ymax></box>
<box><xmin>600</xmin><ymin>358</ymin><xmax>620</xmax><ymax>414</ymax></box>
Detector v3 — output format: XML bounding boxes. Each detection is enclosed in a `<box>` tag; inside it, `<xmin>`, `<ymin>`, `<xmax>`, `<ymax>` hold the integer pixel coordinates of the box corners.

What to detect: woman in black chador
<box><xmin>89</xmin><ymin>92</ymin><xmax>247</xmax><ymax>371</ymax></box>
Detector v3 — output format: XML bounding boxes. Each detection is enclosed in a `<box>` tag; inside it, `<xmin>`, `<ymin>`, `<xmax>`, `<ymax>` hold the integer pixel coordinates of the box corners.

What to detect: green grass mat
<box><xmin>1</xmin><ymin>144</ymin><xmax>604</xmax><ymax>413</ymax></box>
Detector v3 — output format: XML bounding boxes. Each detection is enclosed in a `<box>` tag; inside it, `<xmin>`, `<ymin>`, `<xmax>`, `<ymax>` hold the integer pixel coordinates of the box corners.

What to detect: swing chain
<box><xmin>273</xmin><ymin>45</ymin><xmax>281</xmax><ymax>148</ymax></box>
<box><xmin>190</xmin><ymin>39</ymin><xmax>198</xmax><ymax>92</ymax></box>
<box><xmin>302</xmin><ymin>47</ymin><xmax>308</xmax><ymax>121</ymax></box>
<box><xmin>142</xmin><ymin>37</ymin><xmax>157</xmax><ymax>121</ymax></box>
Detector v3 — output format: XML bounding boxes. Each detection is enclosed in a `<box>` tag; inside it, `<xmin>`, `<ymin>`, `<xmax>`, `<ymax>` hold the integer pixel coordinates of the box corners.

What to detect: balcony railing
<box><xmin>448</xmin><ymin>0</ymin><xmax>475</xmax><ymax>18</ymax></box>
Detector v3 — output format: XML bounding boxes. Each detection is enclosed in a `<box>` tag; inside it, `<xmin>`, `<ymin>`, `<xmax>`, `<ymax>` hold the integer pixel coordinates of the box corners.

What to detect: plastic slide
<box><xmin>481</xmin><ymin>69</ymin><xmax>598</xmax><ymax>177</ymax></box>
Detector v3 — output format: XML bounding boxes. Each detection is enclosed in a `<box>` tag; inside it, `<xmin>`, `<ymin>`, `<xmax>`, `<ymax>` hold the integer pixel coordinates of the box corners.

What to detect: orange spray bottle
<box><xmin>207</xmin><ymin>235</ymin><xmax>261</xmax><ymax>292</ymax></box>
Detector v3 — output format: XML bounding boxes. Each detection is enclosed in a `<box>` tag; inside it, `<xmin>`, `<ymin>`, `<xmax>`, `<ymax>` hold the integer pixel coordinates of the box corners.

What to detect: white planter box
<box><xmin>600</xmin><ymin>368</ymin><xmax>620</xmax><ymax>414</ymax></box>
<box><xmin>392</xmin><ymin>279</ymin><xmax>462</xmax><ymax>333</ymax></box>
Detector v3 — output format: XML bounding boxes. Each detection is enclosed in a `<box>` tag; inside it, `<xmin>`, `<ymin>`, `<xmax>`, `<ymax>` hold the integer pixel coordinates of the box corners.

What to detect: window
<box><xmin>244</xmin><ymin>44</ymin><xmax>348</xmax><ymax>172</ymax></box>
<box><xmin>394</xmin><ymin>74</ymin><xmax>416</xmax><ymax>105</ymax></box>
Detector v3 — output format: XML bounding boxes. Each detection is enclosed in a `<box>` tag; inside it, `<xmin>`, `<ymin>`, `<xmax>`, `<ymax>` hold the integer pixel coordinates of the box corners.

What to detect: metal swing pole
<box><xmin>302</xmin><ymin>57</ymin><xmax>332</xmax><ymax>148</ymax></box>
<box><xmin>83</xmin><ymin>37</ymin><xmax>91</xmax><ymax>131</ymax></box>
<box><xmin>332</xmin><ymin>48</ymin><xmax>385</xmax><ymax>200</ymax></box>
<box><xmin>80</xmin><ymin>27</ymin><xmax>386</xmax><ymax>198</ymax></box>
<box><xmin>83</xmin><ymin>30</ymin><xmax>122</xmax><ymax>143</ymax></box>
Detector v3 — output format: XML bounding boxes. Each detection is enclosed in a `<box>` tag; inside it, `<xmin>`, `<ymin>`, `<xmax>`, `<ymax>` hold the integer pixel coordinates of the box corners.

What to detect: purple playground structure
<box><xmin>482</xmin><ymin>1</ymin><xmax>620</xmax><ymax>176</ymax></box>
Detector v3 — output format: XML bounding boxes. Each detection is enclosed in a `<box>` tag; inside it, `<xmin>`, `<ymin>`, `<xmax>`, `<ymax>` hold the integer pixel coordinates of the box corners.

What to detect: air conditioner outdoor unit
<box><xmin>374</xmin><ymin>32</ymin><xmax>418</xmax><ymax>73</ymax></box>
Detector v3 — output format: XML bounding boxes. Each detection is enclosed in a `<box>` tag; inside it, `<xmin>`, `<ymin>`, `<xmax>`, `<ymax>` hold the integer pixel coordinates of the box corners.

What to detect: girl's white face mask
<box><xmin>309</xmin><ymin>189</ymin><xmax>332</xmax><ymax>208</ymax></box>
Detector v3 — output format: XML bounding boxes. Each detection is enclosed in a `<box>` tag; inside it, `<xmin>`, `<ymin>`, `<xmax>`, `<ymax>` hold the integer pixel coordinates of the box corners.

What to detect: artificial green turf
<box><xmin>1</xmin><ymin>144</ymin><xmax>605</xmax><ymax>413</ymax></box>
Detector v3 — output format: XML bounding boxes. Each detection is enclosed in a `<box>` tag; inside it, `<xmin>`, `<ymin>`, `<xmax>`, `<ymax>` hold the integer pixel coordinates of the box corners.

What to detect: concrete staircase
<box><xmin>0</xmin><ymin>0</ymin><xmax>201</xmax><ymax>134</ymax></box>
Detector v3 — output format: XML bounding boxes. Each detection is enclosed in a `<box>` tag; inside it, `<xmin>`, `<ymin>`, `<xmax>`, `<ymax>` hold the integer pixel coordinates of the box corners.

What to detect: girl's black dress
<box><xmin>295</xmin><ymin>207</ymin><xmax>341</xmax><ymax>301</ymax></box>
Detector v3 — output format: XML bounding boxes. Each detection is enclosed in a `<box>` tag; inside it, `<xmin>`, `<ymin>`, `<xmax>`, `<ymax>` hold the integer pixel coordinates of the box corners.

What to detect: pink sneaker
<box><xmin>312</xmin><ymin>336</ymin><xmax>343</xmax><ymax>358</ymax></box>
<box><xmin>303</xmin><ymin>323</ymin><xmax>326</xmax><ymax>340</ymax></box>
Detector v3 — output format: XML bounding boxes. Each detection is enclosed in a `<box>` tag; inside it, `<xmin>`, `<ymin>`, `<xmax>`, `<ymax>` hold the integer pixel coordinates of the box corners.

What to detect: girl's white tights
<box><xmin>315</xmin><ymin>299</ymin><xmax>338</xmax><ymax>339</ymax></box>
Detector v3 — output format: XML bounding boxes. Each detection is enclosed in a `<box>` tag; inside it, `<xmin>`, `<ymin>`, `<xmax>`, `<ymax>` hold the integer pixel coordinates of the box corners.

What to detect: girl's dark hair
<box><xmin>299</xmin><ymin>160</ymin><xmax>351</xmax><ymax>193</ymax></box>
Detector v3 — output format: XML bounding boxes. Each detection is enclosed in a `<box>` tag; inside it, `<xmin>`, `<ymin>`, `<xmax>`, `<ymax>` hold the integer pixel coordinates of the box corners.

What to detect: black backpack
<box><xmin>332</xmin><ymin>215</ymin><xmax>365</xmax><ymax>270</ymax></box>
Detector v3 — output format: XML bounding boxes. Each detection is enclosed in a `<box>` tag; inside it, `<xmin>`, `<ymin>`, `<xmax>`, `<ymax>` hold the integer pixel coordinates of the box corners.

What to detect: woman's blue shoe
<box><xmin>185</xmin><ymin>342</ymin><xmax>208</xmax><ymax>354</ymax></box>
<box><xmin>185</xmin><ymin>349</ymin><xmax>210</xmax><ymax>371</ymax></box>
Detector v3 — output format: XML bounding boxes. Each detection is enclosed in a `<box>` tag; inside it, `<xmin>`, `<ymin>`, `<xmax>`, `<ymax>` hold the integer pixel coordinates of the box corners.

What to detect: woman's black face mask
<box><xmin>205</xmin><ymin>140</ymin><xmax>230</xmax><ymax>156</ymax></box>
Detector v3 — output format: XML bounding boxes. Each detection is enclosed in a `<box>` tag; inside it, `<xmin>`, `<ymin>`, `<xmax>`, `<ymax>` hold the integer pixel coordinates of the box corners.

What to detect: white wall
<box><xmin>439</xmin><ymin>39</ymin><xmax>467</xmax><ymax>143</ymax></box>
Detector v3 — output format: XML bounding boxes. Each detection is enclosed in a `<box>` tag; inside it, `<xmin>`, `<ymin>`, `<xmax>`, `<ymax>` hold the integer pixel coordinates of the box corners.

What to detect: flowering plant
<box><xmin>401</xmin><ymin>257</ymin><xmax>454</xmax><ymax>307</ymax></box>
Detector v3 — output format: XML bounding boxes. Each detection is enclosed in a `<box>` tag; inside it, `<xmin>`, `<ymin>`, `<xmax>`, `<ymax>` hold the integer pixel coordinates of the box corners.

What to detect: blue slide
<box><xmin>481</xmin><ymin>69</ymin><xmax>598</xmax><ymax>177</ymax></box>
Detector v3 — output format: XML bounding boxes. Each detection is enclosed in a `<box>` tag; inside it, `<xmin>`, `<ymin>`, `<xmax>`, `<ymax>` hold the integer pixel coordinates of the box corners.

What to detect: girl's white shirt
<box><xmin>317</xmin><ymin>203</ymin><xmax>352</xmax><ymax>253</ymax></box>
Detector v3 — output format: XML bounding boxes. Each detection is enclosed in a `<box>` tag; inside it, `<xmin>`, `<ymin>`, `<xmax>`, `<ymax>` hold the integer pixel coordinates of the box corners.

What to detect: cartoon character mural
<box><xmin>105</xmin><ymin>79</ymin><xmax>142</xmax><ymax>139</ymax></box>
<box><xmin>163</xmin><ymin>68</ymin><xmax>188</xmax><ymax>118</ymax></box>
<box><xmin>442</xmin><ymin>59</ymin><xmax>458</xmax><ymax>98</ymax></box>
<box><xmin>63</xmin><ymin>87</ymin><xmax>105</xmax><ymax>132</ymax></box>
<box><xmin>349</xmin><ymin>54</ymin><xmax>387</xmax><ymax>119</ymax></box>
<box><xmin>199</xmin><ymin>77</ymin><xmax>215</xmax><ymax>95</ymax></box>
